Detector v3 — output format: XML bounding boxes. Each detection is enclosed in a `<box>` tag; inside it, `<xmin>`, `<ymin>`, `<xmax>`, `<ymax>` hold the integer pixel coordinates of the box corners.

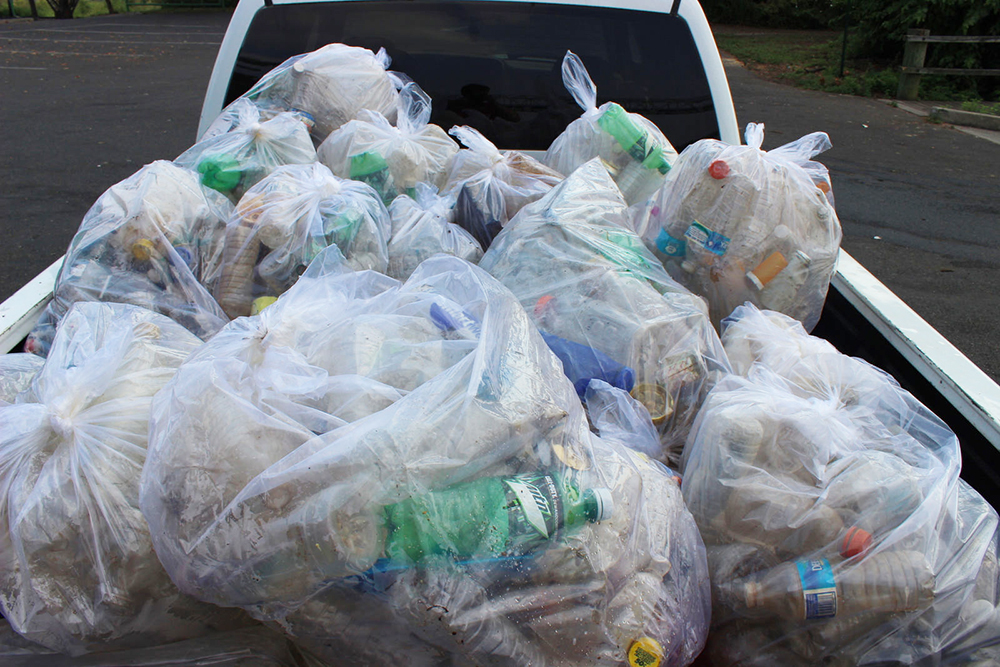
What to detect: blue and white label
<box><xmin>685</xmin><ymin>221</ymin><xmax>730</xmax><ymax>256</ymax></box>
<box><xmin>797</xmin><ymin>558</ymin><xmax>838</xmax><ymax>619</ymax></box>
<box><xmin>656</xmin><ymin>229</ymin><xmax>686</xmax><ymax>257</ymax></box>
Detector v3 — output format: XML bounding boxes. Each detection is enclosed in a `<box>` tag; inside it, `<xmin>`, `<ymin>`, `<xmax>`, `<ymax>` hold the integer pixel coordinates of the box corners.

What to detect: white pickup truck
<box><xmin>3</xmin><ymin>0</ymin><xmax>998</xmax><ymax>508</ymax></box>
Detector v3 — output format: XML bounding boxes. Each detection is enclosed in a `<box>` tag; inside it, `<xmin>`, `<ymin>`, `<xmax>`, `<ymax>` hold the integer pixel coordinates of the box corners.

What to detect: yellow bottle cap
<box><xmin>131</xmin><ymin>239</ymin><xmax>156</xmax><ymax>261</ymax></box>
<box><xmin>628</xmin><ymin>637</ymin><xmax>663</xmax><ymax>667</ymax></box>
<box><xmin>250</xmin><ymin>296</ymin><xmax>278</xmax><ymax>316</ymax></box>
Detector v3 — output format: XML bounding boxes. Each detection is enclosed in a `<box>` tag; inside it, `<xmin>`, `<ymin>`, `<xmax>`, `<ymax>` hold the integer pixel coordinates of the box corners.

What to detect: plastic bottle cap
<box><xmin>628</xmin><ymin>637</ymin><xmax>663</xmax><ymax>667</ymax></box>
<box><xmin>198</xmin><ymin>155</ymin><xmax>242</xmax><ymax>192</ymax></box>
<box><xmin>534</xmin><ymin>295</ymin><xmax>555</xmax><ymax>318</ymax></box>
<box><xmin>251</xmin><ymin>296</ymin><xmax>278</xmax><ymax>316</ymax></box>
<box><xmin>131</xmin><ymin>239</ymin><xmax>156</xmax><ymax>261</ymax></box>
<box><xmin>590</xmin><ymin>488</ymin><xmax>614</xmax><ymax>522</ymax></box>
<box><xmin>708</xmin><ymin>159</ymin><xmax>730</xmax><ymax>179</ymax></box>
<box><xmin>840</xmin><ymin>526</ymin><xmax>873</xmax><ymax>558</ymax></box>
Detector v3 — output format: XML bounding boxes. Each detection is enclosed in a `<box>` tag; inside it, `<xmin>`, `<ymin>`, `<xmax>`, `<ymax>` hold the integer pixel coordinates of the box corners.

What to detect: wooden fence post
<box><xmin>897</xmin><ymin>28</ymin><xmax>930</xmax><ymax>100</ymax></box>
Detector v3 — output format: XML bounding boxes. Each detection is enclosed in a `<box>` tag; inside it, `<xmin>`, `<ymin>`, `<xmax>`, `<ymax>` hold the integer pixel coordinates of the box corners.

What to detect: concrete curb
<box><xmin>931</xmin><ymin>107</ymin><xmax>1000</xmax><ymax>132</ymax></box>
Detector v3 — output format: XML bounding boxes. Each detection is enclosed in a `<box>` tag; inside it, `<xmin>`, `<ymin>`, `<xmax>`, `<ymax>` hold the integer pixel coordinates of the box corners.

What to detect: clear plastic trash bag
<box><xmin>140</xmin><ymin>248</ymin><xmax>710</xmax><ymax>667</ymax></box>
<box><xmin>479</xmin><ymin>158</ymin><xmax>731</xmax><ymax>466</ymax></box>
<box><xmin>25</xmin><ymin>161</ymin><xmax>232</xmax><ymax>357</ymax></box>
<box><xmin>0</xmin><ymin>302</ymin><xmax>250</xmax><ymax>655</ymax></box>
<box><xmin>0</xmin><ymin>626</ymin><xmax>311</xmax><ymax>667</ymax></box>
<box><xmin>206</xmin><ymin>162</ymin><xmax>390</xmax><ymax>319</ymax></box>
<box><xmin>238</xmin><ymin>43</ymin><xmax>403</xmax><ymax>145</ymax></box>
<box><xmin>543</xmin><ymin>51</ymin><xmax>678</xmax><ymax>207</ymax></box>
<box><xmin>442</xmin><ymin>125</ymin><xmax>563</xmax><ymax>249</ymax></box>
<box><xmin>176</xmin><ymin>98</ymin><xmax>317</xmax><ymax>204</ymax></box>
<box><xmin>680</xmin><ymin>303</ymin><xmax>999</xmax><ymax>666</ymax></box>
<box><xmin>642</xmin><ymin>123</ymin><xmax>842</xmax><ymax>332</ymax></box>
<box><xmin>0</xmin><ymin>354</ymin><xmax>44</xmax><ymax>405</ymax></box>
<box><xmin>317</xmin><ymin>82</ymin><xmax>459</xmax><ymax>204</ymax></box>
<box><xmin>386</xmin><ymin>183</ymin><xmax>482</xmax><ymax>281</ymax></box>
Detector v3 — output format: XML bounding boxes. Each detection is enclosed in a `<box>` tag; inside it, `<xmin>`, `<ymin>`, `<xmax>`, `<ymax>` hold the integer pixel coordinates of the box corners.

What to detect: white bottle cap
<box><xmin>591</xmin><ymin>488</ymin><xmax>615</xmax><ymax>522</ymax></box>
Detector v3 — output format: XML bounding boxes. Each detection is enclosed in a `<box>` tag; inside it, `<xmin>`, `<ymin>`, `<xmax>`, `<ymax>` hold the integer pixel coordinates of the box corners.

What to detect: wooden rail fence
<box><xmin>897</xmin><ymin>28</ymin><xmax>1000</xmax><ymax>100</ymax></box>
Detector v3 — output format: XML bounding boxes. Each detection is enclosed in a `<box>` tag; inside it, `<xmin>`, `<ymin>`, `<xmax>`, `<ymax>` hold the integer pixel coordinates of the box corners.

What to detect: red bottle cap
<box><xmin>708</xmin><ymin>159</ymin><xmax>730</xmax><ymax>179</ymax></box>
<box><xmin>840</xmin><ymin>526</ymin><xmax>873</xmax><ymax>558</ymax></box>
<box><xmin>534</xmin><ymin>295</ymin><xmax>554</xmax><ymax>318</ymax></box>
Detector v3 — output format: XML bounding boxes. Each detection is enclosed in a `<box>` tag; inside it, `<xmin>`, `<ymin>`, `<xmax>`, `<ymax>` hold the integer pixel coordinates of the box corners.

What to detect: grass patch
<box><xmin>1</xmin><ymin>0</ymin><xmax>224</xmax><ymax>18</ymax></box>
<box><xmin>961</xmin><ymin>100</ymin><xmax>1000</xmax><ymax>116</ymax></box>
<box><xmin>714</xmin><ymin>28</ymin><xmax>993</xmax><ymax>103</ymax></box>
<box><xmin>715</xmin><ymin>31</ymin><xmax>900</xmax><ymax>98</ymax></box>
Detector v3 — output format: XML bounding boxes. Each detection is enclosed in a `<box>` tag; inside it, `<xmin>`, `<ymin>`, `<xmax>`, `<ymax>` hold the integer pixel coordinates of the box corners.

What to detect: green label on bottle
<box><xmin>503</xmin><ymin>474</ymin><xmax>564</xmax><ymax>550</ymax></box>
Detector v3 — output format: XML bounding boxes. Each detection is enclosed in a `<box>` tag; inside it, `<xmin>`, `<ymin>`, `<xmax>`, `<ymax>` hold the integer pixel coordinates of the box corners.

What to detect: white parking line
<box><xmin>0</xmin><ymin>65</ymin><xmax>47</xmax><ymax>70</ymax></box>
<box><xmin>29</xmin><ymin>27</ymin><xmax>226</xmax><ymax>34</ymax></box>
<box><xmin>0</xmin><ymin>36</ymin><xmax>221</xmax><ymax>45</ymax></box>
<box><xmin>1</xmin><ymin>49</ymin><xmax>153</xmax><ymax>57</ymax></box>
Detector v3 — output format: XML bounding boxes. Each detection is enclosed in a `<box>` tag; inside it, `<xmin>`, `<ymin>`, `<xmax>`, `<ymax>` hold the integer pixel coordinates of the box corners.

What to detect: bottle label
<box><xmin>503</xmin><ymin>474</ymin><xmax>564</xmax><ymax>548</ymax></box>
<box><xmin>685</xmin><ymin>221</ymin><xmax>730</xmax><ymax>256</ymax></box>
<box><xmin>656</xmin><ymin>229</ymin><xmax>686</xmax><ymax>257</ymax></box>
<box><xmin>796</xmin><ymin>558</ymin><xmax>838</xmax><ymax>619</ymax></box>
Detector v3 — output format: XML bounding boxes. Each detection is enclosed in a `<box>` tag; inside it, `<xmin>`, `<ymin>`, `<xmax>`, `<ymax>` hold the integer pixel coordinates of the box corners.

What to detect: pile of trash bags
<box><xmin>140</xmin><ymin>250</ymin><xmax>711</xmax><ymax>666</ymax></box>
<box><xmin>480</xmin><ymin>159</ymin><xmax>730</xmax><ymax>466</ymax></box>
<box><xmin>682</xmin><ymin>304</ymin><xmax>1000</xmax><ymax>665</ymax></box>
<box><xmin>0</xmin><ymin>303</ymin><xmax>250</xmax><ymax>655</ymax></box>
<box><xmin>2</xmin><ymin>38</ymin><xmax>998</xmax><ymax>667</ymax></box>
<box><xmin>639</xmin><ymin>124</ymin><xmax>841</xmax><ymax>332</ymax></box>
<box><xmin>26</xmin><ymin>161</ymin><xmax>232</xmax><ymax>357</ymax></box>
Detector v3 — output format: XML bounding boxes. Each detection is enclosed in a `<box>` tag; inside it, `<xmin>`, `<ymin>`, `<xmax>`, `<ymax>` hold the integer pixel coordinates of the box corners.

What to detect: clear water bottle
<box><xmin>722</xmin><ymin>550</ymin><xmax>935</xmax><ymax>621</ymax></box>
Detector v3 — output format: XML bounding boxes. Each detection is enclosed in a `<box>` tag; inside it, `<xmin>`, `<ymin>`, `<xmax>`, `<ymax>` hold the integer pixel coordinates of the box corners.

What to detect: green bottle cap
<box><xmin>585</xmin><ymin>488</ymin><xmax>614</xmax><ymax>522</ymax></box>
<box><xmin>198</xmin><ymin>155</ymin><xmax>242</xmax><ymax>192</ymax></box>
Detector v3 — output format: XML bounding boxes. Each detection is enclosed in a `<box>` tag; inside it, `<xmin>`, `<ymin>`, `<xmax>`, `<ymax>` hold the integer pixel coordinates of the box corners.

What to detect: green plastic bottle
<box><xmin>598</xmin><ymin>103</ymin><xmax>670</xmax><ymax>175</ymax></box>
<box><xmin>349</xmin><ymin>151</ymin><xmax>396</xmax><ymax>205</ymax></box>
<box><xmin>197</xmin><ymin>154</ymin><xmax>243</xmax><ymax>192</ymax></box>
<box><xmin>382</xmin><ymin>471</ymin><xmax>614</xmax><ymax>564</ymax></box>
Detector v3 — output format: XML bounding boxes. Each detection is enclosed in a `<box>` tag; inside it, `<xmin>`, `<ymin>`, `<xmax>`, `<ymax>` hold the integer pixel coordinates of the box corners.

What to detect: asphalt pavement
<box><xmin>1</xmin><ymin>12</ymin><xmax>999</xmax><ymax>383</ymax></box>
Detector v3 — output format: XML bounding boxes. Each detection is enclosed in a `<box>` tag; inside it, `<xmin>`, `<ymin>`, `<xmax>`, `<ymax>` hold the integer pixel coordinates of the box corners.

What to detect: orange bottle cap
<box><xmin>708</xmin><ymin>159</ymin><xmax>730</xmax><ymax>179</ymax></box>
<box><xmin>533</xmin><ymin>295</ymin><xmax>554</xmax><ymax>317</ymax></box>
<box><xmin>840</xmin><ymin>526</ymin><xmax>873</xmax><ymax>558</ymax></box>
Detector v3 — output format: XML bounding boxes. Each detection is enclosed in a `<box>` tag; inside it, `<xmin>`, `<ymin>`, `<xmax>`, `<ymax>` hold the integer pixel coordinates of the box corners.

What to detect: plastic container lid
<box><xmin>588</xmin><ymin>487</ymin><xmax>614</xmax><ymax>522</ymax></box>
<box><xmin>840</xmin><ymin>526</ymin><xmax>873</xmax><ymax>559</ymax></box>
<box><xmin>628</xmin><ymin>636</ymin><xmax>663</xmax><ymax>667</ymax></box>
<box><xmin>708</xmin><ymin>159</ymin><xmax>730</xmax><ymax>179</ymax></box>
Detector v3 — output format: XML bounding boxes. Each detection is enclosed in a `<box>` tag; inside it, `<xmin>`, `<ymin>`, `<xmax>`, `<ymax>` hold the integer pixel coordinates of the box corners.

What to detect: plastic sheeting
<box><xmin>544</xmin><ymin>52</ymin><xmax>678</xmax><ymax>207</ymax></box>
<box><xmin>443</xmin><ymin>125</ymin><xmax>563</xmax><ymax>249</ymax></box>
<box><xmin>642</xmin><ymin>123</ymin><xmax>842</xmax><ymax>331</ymax></box>
<box><xmin>680</xmin><ymin>303</ymin><xmax>1000</xmax><ymax>666</ymax></box>
<box><xmin>317</xmin><ymin>83</ymin><xmax>459</xmax><ymax>204</ymax></box>
<box><xmin>0</xmin><ymin>303</ymin><xmax>249</xmax><ymax>655</ymax></box>
<box><xmin>176</xmin><ymin>98</ymin><xmax>317</xmax><ymax>204</ymax></box>
<box><xmin>0</xmin><ymin>626</ymin><xmax>311</xmax><ymax>667</ymax></box>
<box><xmin>238</xmin><ymin>43</ymin><xmax>402</xmax><ymax>144</ymax></box>
<box><xmin>480</xmin><ymin>159</ymin><xmax>731</xmax><ymax>466</ymax></box>
<box><xmin>206</xmin><ymin>162</ymin><xmax>390</xmax><ymax>318</ymax></box>
<box><xmin>25</xmin><ymin>161</ymin><xmax>231</xmax><ymax>357</ymax></box>
<box><xmin>386</xmin><ymin>184</ymin><xmax>482</xmax><ymax>281</ymax></box>
<box><xmin>140</xmin><ymin>248</ymin><xmax>711</xmax><ymax>667</ymax></box>
<box><xmin>0</xmin><ymin>354</ymin><xmax>44</xmax><ymax>405</ymax></box>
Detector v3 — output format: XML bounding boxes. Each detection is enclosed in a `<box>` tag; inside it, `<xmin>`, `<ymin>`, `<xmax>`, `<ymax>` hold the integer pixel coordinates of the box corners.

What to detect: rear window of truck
<box><xmin>226</xmin><ymin>0</ymin><xmax>720</xmax><ymax>151</ymax></box>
